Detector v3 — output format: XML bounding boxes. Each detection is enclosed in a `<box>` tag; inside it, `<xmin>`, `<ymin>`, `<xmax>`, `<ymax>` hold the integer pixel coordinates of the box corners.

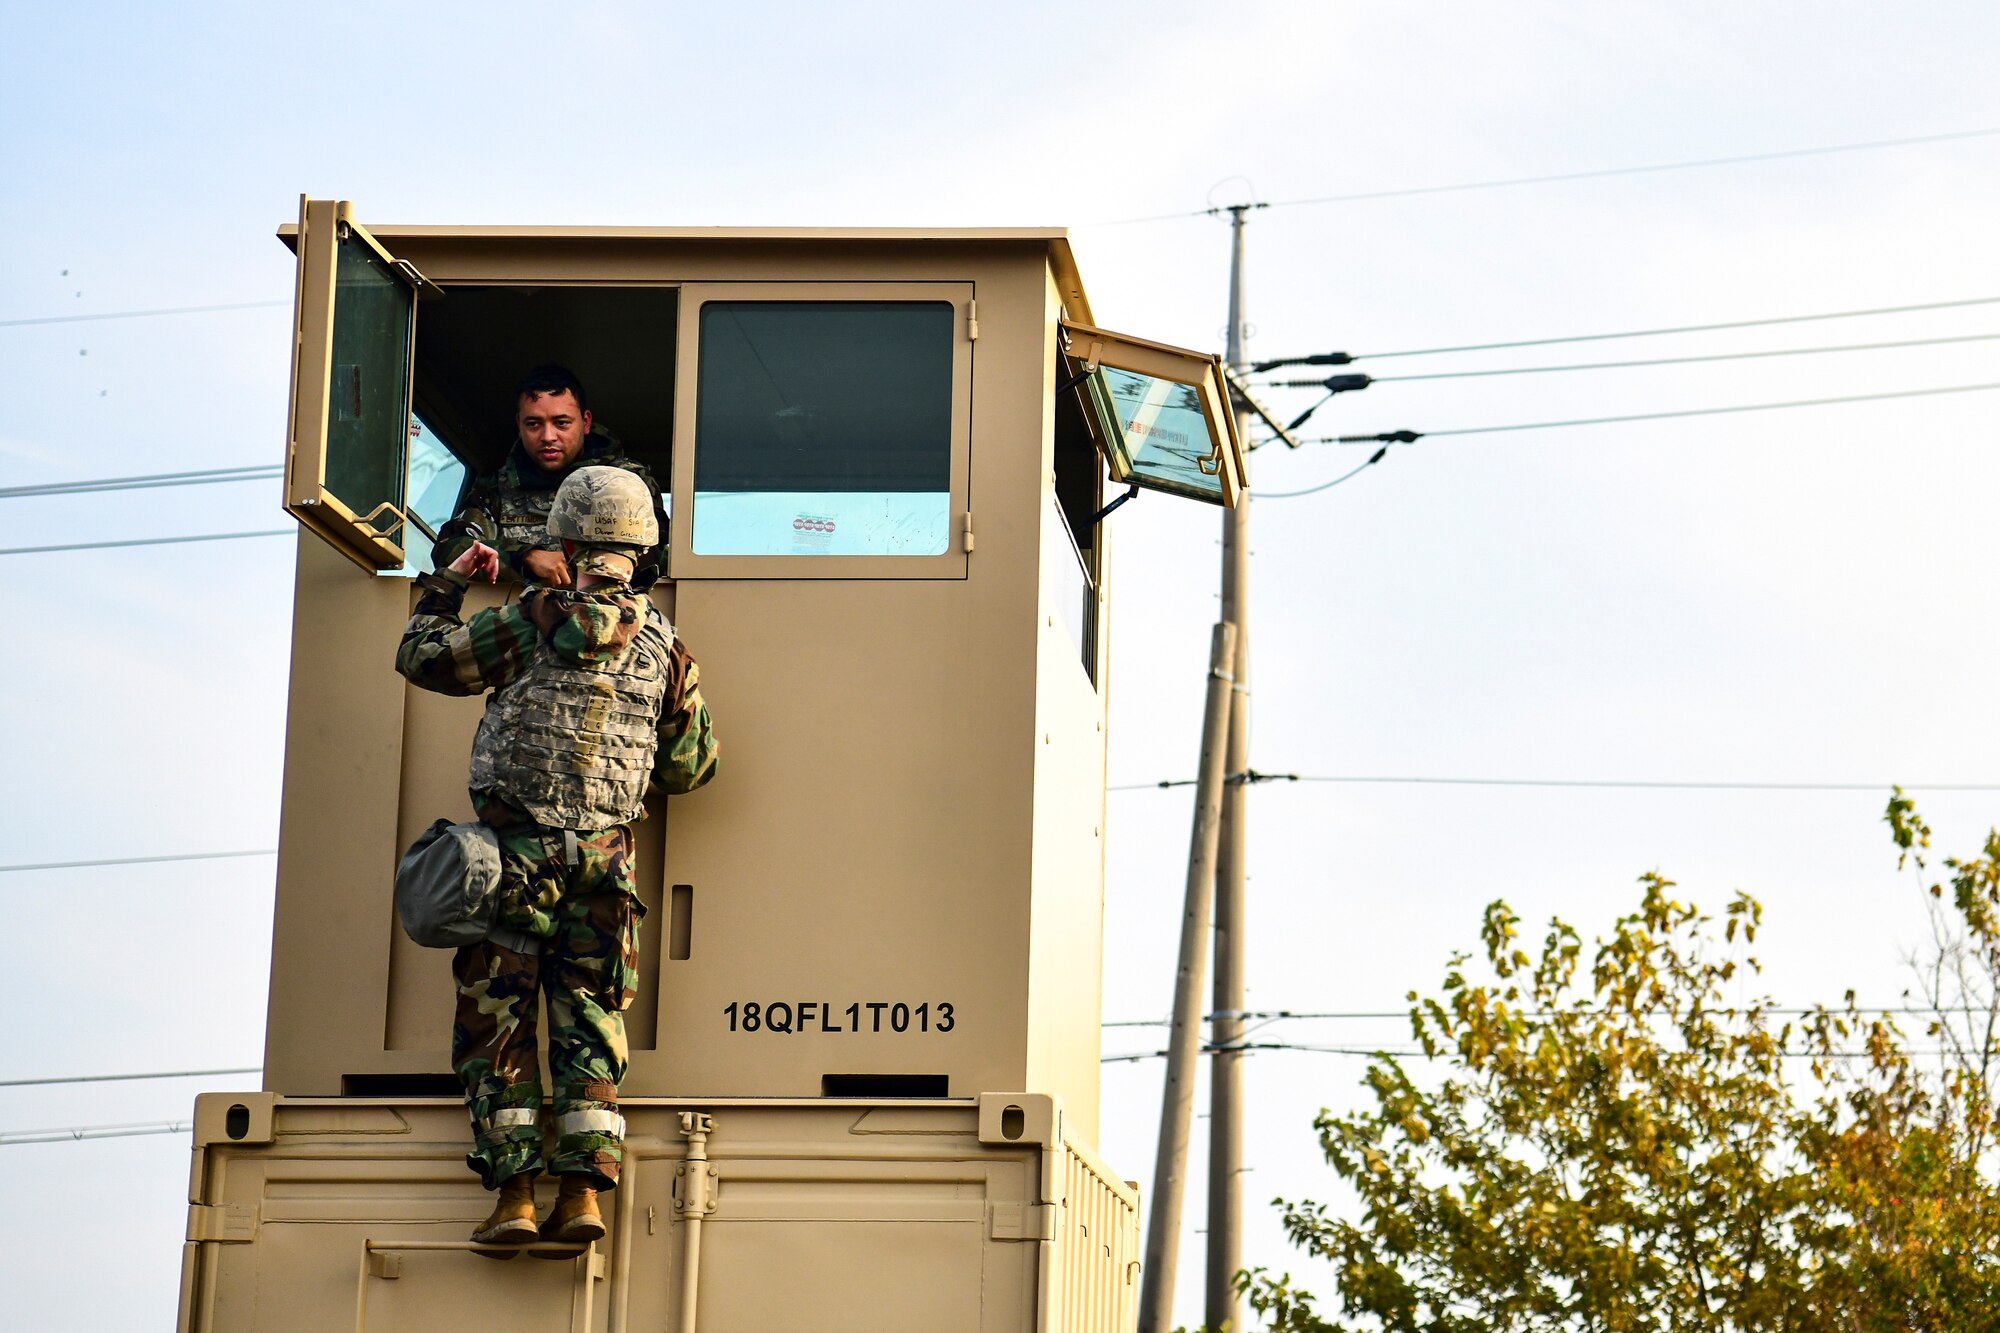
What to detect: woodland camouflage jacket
<box><xmin>394</xmin><ymin>570</ymin><xmax>719</xmax><ymax>816</ymax></box>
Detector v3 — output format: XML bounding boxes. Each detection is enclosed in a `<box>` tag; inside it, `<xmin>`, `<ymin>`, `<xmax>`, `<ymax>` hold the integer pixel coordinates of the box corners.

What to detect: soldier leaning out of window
<box><xmin>432</xmin><ymin>364</ymin><xmax>664</xmax><ymax>588</ymax></box>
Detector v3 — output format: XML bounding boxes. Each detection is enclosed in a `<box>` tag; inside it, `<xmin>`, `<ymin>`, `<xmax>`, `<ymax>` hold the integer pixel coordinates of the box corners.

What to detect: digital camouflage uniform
<box><xmin>395</xmin><ymin>563</ymin><xmax>717</xmax><ymax>1191</ymax></box>
<box><xmin>432</xmin><ymin>428</ymin><xmax>664</xmax><ymax>584</ymax></box>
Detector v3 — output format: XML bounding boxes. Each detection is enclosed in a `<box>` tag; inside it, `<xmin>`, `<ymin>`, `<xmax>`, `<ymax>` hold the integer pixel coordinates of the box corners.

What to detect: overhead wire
<box><xmin>1112</xmin><ymin>775</ymin><xmax>2000</xmax><ymax>793</ymax></box>
<box><xmin>1103</xmin><ymin>1043</ymin><xmax>1969</xmax><ymax>1064</ymax></box>
<box><xmin>0</xmin><ymin>465</ymin><xmax>282</xmax><ymax>499</ymax></box>
<box><xmin>1087</xmin><ymin>125</ymin><xmax>2000</xmax><ymax>227</ymax></box>
<box><xmin>0</xmin><ymin>299</ymin><xmax>287</xmax><ymax>329</ymax></box>
<box><xmin>0</xmin><ymin>1067</ymin><xmax>260</xmax><ymax>1089</ymax></box>
<box><xmin>1265</xmin><ymin>125</ymin><xmax>2000</xmax><ymax>210</ymax></box>
<box><xmin>1349</xmin><ymin>296</ymin><xmax>2000</xmax><ymax>361</ymax></box>
<box><xmin>1239</xmin><ymin>380</ymin><xmax>2000</xmax><ymax>475</ymax></box>
<box><xmin>0</xmin><ymin>530</ymin><xmax>291</xmax><ymax>557</ymax></box>
<box><xmin>1251</xmin><ymin>449</ymin><xmax>1385</xmax><ymax>499</ymax></box>
<box><xmin>17</xmin><ymin>1002</ymin><xmax>1975</xmax><ymax>1079</ymax></box>
<box><xmin>1105</xmin><ymin>1005</ymin><xmax>1998</xmax><ymax>1028</ymax></box>
<box><xmin>7</xmin><ymin>1041</ymin><xmax>1965</xmax><ymax>1138</ymax></box>
<box><xmin>1368</xmin><ymin>380</ymin><xmax>2000</xmax><ymax>439</ymax></box>
<box><xmin>1</xmin><ymin>1120</ymin><xmax>194</xmax><ymax>1147</ymax></box>
<box><xmin>1255</xmin><ymin>332</ymin><xmax>2000</xmax><ymax>386</ymax></box>
<box><xmin>0</xmin><ymin>849</ymin><xmax>276</xmax><ymax>874</ymax></box>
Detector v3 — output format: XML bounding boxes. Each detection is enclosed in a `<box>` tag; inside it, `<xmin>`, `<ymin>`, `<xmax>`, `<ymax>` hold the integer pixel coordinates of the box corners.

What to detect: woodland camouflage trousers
<box><xmin>452</xmin><ymin>818</ymin><xmax>645</xmax><ymax>1191</ymax></box>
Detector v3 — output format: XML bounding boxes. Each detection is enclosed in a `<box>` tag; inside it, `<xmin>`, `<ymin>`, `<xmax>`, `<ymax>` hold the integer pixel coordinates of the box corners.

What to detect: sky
<box><xmin>4</xmin><ymin>2</ymin><xmax>2000</xmax><ymax>1328</ymax></box>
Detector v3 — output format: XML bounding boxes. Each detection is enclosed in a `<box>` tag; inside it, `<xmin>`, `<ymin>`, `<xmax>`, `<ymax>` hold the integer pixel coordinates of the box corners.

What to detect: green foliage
<box><xmin>1246</xmin><ymin>796</ymin><xmax>2000</xmax><ymax>1332</ymax></box>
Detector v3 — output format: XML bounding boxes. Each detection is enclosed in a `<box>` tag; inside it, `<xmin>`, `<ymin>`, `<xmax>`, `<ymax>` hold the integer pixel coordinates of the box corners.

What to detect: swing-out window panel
<box><xmin>670</xmin><ymin>283</ymin><xmax>975</xmax><ymax>580</ymax></box>
<box><xmin>283</xmin><ymin>197</ymin><xmax>423</xmax><ymax>571</ymax></box>
<box><xmin>398</xmin><ymin>413</ymin><xmax>468</xmax><ymax>575</ymax></box>
<box><xmin>1059</xmin><ymin>320</ymin><xmax>1245</xmax><ymax>508</ymax></box>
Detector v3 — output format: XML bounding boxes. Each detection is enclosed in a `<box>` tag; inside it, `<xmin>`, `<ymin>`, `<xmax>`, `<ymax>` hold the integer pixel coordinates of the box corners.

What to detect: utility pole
<box><xmin>1206</xmin><ymin>202</ymin><xmax>1255</xmax><ymax>1333</ymax></box>
<box><xmin>1138</xmin><ymin>620</ymin><xmax>1238</xmax><ymax>1333</ymax></box>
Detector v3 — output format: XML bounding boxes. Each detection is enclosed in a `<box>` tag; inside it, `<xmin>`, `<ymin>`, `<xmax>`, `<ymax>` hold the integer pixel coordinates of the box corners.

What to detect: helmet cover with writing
<box><xmin>546</xmin><ymin>466</ymin><xmax>658</xmax><ymax>550</ymax></box>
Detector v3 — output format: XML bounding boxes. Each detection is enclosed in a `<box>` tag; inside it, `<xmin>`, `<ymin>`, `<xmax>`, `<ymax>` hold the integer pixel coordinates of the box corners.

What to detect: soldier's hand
<box><xmin>523</xmin><ymin>548</ymin><xmax>573</xmax><ymax>588</ymax></box>
<box><xmin>449</xmin><ymin>540</ymin><xmax>501</xmax><ymax>584</ymax></box>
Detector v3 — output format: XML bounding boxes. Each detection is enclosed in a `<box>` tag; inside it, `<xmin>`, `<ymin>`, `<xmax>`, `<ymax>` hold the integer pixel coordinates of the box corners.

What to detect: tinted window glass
<box><xmin>693</xmin><ymin>302</ymin><xmax>953</xmax><ymax>556</ymax></box>
<box><xmin>1084</xmin><ymin>367</ymin><xmax>1223</xmax><ymax>503</ymax></box>
<box><xmin>396</xmin><ymin>415</ymin><xmax>467</xmax><ymax>574</ymax></box>
<box><xmin>325</xmin><ymin>232</ymin><xmax>413</xmax><ymax>536</ymax></box>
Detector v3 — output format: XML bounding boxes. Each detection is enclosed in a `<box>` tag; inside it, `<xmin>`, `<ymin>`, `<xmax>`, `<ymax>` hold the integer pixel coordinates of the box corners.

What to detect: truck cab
<box><xmin>177</xmin><ymin>198</ymin><xmax>1243</xmax><ymax>1333</ymax></box>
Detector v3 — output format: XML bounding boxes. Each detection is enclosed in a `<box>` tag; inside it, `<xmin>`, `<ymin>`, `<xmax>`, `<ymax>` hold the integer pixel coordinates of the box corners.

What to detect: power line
<box><xmin>1103</xmin><ymin>1043</ymin><xmax>1969</xmax><ymax>1064</ymax></box>
<box><xmin>0</xmin><ymin>299</ymin><xmax>286</xmax><ymax>329</ymax></box>
<box><xmin>0</xmin><ymin>529</ymin><xmax>291</xmax><ymax>557</ymax></box>
<box><xmin>1112</xmin><ymin>775</ymin><xmax>2000</xmax><ymax>793</ymax></box>
<box><xmin>0</xmin><ymin>1067</ymin><xmax>260</xmax><ymax>1089</ymax></box>
<box><xmin>1105</xmin><ymin>1005</ymin><xmax>1998</xmax><ymax>1028</ymax></box>
<box><xmin>1256</xmin><ymin>380</ymin><xmax>2000</xmax><ymax>463</ymax></box>
<box><xmin>0</xmin><ymin>465</ymin><xmax>282</xmax><ymax>500</ymax></box>
<box><xmin>0</xmin><ymin>1120</ymin><xmax>193</xmax><ymax>1147</ymax></box>
<box><xmin>1251</xmin><ymin>450</ymin><xmax>1385</xmax><ymax>499</ymax></box>
<box><xmin>1258</xmin><ymin>332</ymin><xmax>2000</xmax><ymax>385</ymax></box>
<box><xmin>1267</xmin><ymin>126</ymin><xmax>2000</xmax><ymax>210</ymax></box>
<box><xmin>0</xmin><ymin>849</ymin><xmax>276</xmax><ymax>875</ymax></box>
<box><xmin>1089</xmin><ymin>126</ymin><xmax>2000</xmax><ymax>226</ymax></box>
<box><xmin>1415</xmin><ymin>379</ymin><xmax>2000</xmax><ymax>436</ymax></box>
<box><xmin>1353</xmin><ymin>296</ymin><xmax>2000</xmax><ymax>362</ymax></box>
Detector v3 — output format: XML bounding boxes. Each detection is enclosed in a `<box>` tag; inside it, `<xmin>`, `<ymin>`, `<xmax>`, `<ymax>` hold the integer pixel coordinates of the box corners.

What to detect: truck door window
<box><xmin>282</xmin><ymin>197</ymin><xmax>425</xmax><ymax>570</ymax></box>
<box><xmin>691</xmin><ymin>301</ymin><xmax>954</xmax><ymax>557</ymax></box>
<box><xmin>324</xmin><ymin>234</ymin><xmax>414</xmax><ymax>529</ymax></box>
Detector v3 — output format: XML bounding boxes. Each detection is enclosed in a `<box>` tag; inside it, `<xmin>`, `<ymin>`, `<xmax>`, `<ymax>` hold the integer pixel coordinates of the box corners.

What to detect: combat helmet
<box><xmin>547</xmin><ymin>466</ymin><xmax>658</xmax><ymax>553</ymax></box>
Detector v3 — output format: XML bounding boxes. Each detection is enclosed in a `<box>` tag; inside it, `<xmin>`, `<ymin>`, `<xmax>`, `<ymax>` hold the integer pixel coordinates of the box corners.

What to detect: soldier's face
<box><xmin>517</xmin><ymin>390</ymin><xmax>592</xmax><ymax>473</ymax></box>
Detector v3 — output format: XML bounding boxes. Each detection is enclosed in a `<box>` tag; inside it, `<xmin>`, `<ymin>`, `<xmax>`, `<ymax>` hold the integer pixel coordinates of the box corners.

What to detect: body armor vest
<box><xmin>467</xmin><ymin>606</ymin><xmax>673</xmax><ymax>832</ymax></box>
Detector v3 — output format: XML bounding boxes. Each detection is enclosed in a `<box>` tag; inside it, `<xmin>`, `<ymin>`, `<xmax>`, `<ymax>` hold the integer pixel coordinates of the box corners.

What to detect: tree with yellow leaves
<box><xmin>1243</xmin><ymin>793</ymin><xmax>2000</xmax><ymax>1332</ymax></box>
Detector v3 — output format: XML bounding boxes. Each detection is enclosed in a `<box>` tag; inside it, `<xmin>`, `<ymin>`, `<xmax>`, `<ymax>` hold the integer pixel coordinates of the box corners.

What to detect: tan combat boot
<box><xmin>536</xmin><ymin>1174</ymin><xmax>607</xmax><ymax>1251</ymax></box>
<box><xmin>470</xmin><ymin>1172</ymin><xmax>540</xmax><ymax>1258</ymax></box>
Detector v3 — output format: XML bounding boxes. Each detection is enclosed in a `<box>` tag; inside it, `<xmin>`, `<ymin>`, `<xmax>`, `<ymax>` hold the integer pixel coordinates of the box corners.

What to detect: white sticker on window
<box><xmin>693</xmin><ymin>491</ymin><xmax>950</xmax><ymax>557</ymax></box>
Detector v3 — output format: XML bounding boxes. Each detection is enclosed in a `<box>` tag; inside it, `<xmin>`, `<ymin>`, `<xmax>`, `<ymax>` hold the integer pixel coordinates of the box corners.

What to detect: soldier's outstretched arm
<box><xmin>428</xmin><ymin>475</ymin><xmax>499</xmax><ymax>575</ymax></box>
<box><xmin>394</xmin><ymin>550</ymin><xmax>541</xmax><ymax>697</ymax></box>
<box><xmin>651</xmin><ymin>636</ymin><xmax>719</xmax><ymax>795</ymax></box>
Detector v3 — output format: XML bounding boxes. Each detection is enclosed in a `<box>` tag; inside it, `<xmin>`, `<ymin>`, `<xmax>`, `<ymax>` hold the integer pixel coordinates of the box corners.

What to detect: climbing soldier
<box><xmin>395</xmin><ymin>466</ymin><xmax>718</xmax><ymax>1256</ymax></box>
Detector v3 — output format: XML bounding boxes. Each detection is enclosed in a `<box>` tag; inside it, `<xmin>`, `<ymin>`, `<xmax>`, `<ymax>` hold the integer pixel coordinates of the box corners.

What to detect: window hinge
<box><xmin>961</xmin><ymin>511</ymin><xmax>976</xmax><ymax>553</ymax></box>
<box><xmin>966</xmin><ymin>300</ymin><xmax>979</xmax><ymax>341</ymax></box>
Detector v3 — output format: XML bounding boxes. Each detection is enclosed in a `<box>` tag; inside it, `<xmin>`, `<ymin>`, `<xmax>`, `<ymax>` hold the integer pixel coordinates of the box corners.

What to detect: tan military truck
<box><xmin>176</xmin><ymin>199</ymin><xmax>1244</xmax><ymax>1332</ymax></box>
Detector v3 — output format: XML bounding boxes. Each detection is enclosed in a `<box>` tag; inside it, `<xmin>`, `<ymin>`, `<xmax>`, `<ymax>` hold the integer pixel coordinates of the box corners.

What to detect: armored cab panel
<box><xmin>179</xmin><ymin>1092</ymin><xmax>1138</xmax><ymax>1333</ymax></box>
<box><xmin>262</xmin><ymin>205</ymin><xmax>1243</xmax><ymax>1137</ymax></box>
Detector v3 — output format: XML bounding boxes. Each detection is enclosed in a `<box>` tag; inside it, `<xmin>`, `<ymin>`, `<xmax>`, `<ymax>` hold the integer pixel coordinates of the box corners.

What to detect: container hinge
<box><xmin>962</xmin><ymin>511</ymin><xmax>975</xmax><ymax>554</ymax></box>
<box><xmin>674</xmin><ymin>1163</ymin><xmax>720</xmax><ymax>1216</ymax></box>
<box><xmin>989</xmin><ymin>1202</ymin><xmax>1054</xmax><ymax>1241</ymax></box>
<box><xmin>187</xmin><ymin>1202</ymin><xmax>258</xmax><ymax>1243</ymax></box>
<box><xmin>966</xmin><ymin>299</ymin><xmax>979</xmax><ymax>341</ymax></box>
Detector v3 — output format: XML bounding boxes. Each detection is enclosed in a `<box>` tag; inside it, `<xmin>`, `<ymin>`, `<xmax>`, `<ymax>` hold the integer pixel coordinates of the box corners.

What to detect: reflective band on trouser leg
<box><xmin>481</xmin><ymin>1107</ymin><xmax>542</xmax><ymax>1133</ymax></box>
<box><xmin>478</xmin><ymin>1105</ymin><xmax>542</xmax><ymax>1146</ymax></box>
<box><xmin>555</xmin><ymin>1109</ymin><xmax>626</xmax><ymax>1139</ymax></box>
